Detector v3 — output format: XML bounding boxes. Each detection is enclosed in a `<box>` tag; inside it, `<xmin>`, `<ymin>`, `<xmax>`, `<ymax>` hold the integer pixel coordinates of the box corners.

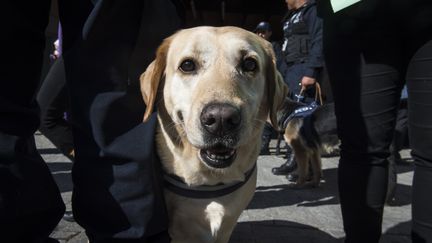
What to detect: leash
<box><xmin>163</xmin><ymin>163</ymin><xmax>257</xmax><ymax>199</ymax></box>
<box><xmin>295</xmin><ymin>82</ymin><xmax>323</xmax><ymax>105</ymax></box>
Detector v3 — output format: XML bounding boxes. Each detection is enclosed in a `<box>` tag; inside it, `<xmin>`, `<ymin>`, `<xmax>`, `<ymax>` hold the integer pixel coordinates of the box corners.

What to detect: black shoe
<box><xmin>272</xmin><ymin>158</ymin><xmax>297</xmax><ymax>175</ymax></box>
<box><xmin>63</xmin><ymin>211</ymin><xmax>75</xmax><ymax>222</ymax></box>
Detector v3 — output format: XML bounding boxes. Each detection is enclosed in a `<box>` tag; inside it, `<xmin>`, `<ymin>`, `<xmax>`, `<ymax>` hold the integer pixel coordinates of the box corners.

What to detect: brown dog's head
<box><xmin>140</xmin><ymin>26</ymin><xmax>287</xmax><ymax>178</ymax></box>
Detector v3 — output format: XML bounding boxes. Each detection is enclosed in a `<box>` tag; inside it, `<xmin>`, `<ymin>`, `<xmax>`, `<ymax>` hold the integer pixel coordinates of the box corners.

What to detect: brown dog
<box><xmin>140</xmin><ymin>26</ymin><xmax>288</xmax><ymax>243</ymax></box>
<box><xmin>279</xmin><ymin>101</ymin><xmax>339</xmax><ymax>188</ymax></box>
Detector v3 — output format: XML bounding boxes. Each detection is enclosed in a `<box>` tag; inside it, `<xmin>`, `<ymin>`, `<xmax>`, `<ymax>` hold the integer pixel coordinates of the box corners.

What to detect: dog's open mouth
<box><xmin>199</xmin><ymin>145</ymin><xmax>237</xmax><ymax>169</ymax></box>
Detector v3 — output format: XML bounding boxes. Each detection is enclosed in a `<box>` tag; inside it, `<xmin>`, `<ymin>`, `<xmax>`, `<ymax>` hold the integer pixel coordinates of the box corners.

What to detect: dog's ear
<box><xmin>140</xmin><ymin>37</ymin><xmax>172</xmax><ymax>122</ymax></box>
<box><xmin>263</xmin><ymin>43</ymin><xmax>289</xmax><ymax>128</ymax></box>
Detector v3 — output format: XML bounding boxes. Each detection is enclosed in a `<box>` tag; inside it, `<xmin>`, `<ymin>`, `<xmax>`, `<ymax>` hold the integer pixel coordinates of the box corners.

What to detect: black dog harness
<box><xmin>279</xmin><ymin>83</ymin><xmax>323</xmax><ymax>130</ymax></box>
<box><xmin>163</xmin><ymin>163</ymin><xmax>257</xmax><ymax>199</ymax></box>
<box><xmin>279</xmin><ymin>101</ymin><xmax>320</xmax><ymax>129</ymax></box>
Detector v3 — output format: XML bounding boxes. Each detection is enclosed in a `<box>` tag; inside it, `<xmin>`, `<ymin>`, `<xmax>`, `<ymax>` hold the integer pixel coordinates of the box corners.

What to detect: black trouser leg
<box><xmin>37</xmin><ymin>58</ymin><xmax>74</xmax><ymax>158</ymax></box>
<box><xmin>324</xmin><ymin>35</ymin><xmax>403</xmax><ymax>243</ymax></box>
<box><xmin>0</xmin><ymin>0</ymin><xmax>65</xmax><ymax>241</ymax></box>
<box><xmin>58</xmin><ymin>0</ymin><xmax>182</xmax><ymax>241</ymax></box>
<box><xmin>392</xmin><ymin>99</ymin><xmax>408</xmax><ymax>154</ymax></box>
<box><xmin>408</xmin><ymin>40</ymin><xmax>432</xmax><ymax>243</ymax></box>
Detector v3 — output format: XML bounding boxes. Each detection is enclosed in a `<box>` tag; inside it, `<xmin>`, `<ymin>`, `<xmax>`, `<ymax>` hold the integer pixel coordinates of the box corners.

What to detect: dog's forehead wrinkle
<box><xmin>219</xmin><ymin>32</ymin><xmax>261</xmax><ymax>53</ymax></box>
<box><xmin>172</xmin><ymin>30</ymin><xmax>217</xmax><ymax>55</ymax></box>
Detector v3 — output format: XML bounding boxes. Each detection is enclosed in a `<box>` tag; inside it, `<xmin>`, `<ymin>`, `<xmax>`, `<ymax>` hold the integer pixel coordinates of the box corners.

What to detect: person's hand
<box><xmin>50</xmin><ymin>39</ymin><xmax>61</xmax><ymax>60</ymax></box>
<box><xmin>50</xmin><ymin>53</ymin><xmax>59</xmax><ymax>60</ymax></box>
<box><xmin>301</xmin><ymin>76</ymin><xmax>316</xmax><ymax>88</ymax></box>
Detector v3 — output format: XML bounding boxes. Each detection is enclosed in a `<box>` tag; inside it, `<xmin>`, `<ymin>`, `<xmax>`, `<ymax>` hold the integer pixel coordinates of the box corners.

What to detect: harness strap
<box><xmin>281</xmin><ymin>101</ymin><xmax>319</xmax><ymax>129</ymax></box>
<box><xmin>279</xmin><ymin>82</ymin><xmax>322</xmax><ymax>130</ymax></box>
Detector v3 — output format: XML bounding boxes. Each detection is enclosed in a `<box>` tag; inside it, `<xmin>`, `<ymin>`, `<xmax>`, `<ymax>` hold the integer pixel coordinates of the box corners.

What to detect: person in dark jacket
<box><xmin>281</xmin><ymin>0</ymin><xmax>323</xmax><ymax>99</ymax></box>
<box><xmin>1</xmin><ymin>0</ymin><xmax>184</xmax><ymax>242</ymax></box>
<box><xmin>272</xmin><ymin>0</ymin><xmax>324</xmax><ymax>175</ymax></box>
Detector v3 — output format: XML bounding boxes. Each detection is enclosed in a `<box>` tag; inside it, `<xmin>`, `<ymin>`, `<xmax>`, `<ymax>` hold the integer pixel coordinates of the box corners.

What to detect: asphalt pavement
<box><xmin>35</xmin><ymin>132</ymin><xmax>414</xmax><ymax>243</ymax></box>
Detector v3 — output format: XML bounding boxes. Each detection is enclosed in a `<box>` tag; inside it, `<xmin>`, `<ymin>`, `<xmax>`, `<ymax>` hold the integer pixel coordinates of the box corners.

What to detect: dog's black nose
<box><xmin>200</xmin><ymin>103</ymin><xmax>241</xmax><ymax>136</ymax></box>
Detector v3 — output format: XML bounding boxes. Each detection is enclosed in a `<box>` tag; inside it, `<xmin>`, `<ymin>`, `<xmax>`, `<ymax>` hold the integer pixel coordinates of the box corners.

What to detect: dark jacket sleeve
<box><xmin>302</xmin><ymin>5</ymin><xmax>324</xmax><ymax>79</ymax></box>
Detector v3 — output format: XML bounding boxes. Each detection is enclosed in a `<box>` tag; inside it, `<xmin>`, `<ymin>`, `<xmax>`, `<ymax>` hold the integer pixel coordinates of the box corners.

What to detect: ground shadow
<box><xmin>47</xmin><ymin>162</ymin><xmax>73</xmax><ymax>193</ymax></box>
<box><xmin>250</xmin><ymin>161</ymin><xmax>413</xmax><ymax>209</ymax></box>
<box><xmin>384</xmin><ymin>220</ymin><xmax>411</xmax><ymax>236</ymax></box>
<box><xmin>248</xmin><ymin>168</ymin><xmax>340</xmax><ymax>209</ymax></box>
<box><xmin>39</xmin><ymin>147</ymin><xmax>63</xmax><ymax>155</ymax></box>
<box><xmin>230</xmin><ymin>220</ymin><xmax>343</xmax><ymax>243</ymax></box>
<box><xmin>230</xmin><ymin>220</ymin><xmax>412</xmax><ymax>243</ymax></box>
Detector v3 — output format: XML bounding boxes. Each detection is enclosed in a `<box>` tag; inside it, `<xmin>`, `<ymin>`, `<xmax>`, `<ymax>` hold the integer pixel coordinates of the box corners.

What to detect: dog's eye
<box><xmin>242</xmin><ymin>58</ymin><xmax>257</xmax><ymax>72</ymax></box>
<box><xmin>179</xmin><ymin>59</ymin><xmax>196</xmax><ymax>73</ymax></box>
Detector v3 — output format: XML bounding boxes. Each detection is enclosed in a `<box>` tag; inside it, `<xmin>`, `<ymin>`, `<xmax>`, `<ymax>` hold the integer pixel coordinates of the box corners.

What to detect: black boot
<box><xmin>272</xmin><ymin>148</ymin><xmax>297</xmax><ymax>175</ymax></box>
<box><xmin>260</xmin><ymin>135</ymin><xmax>271</xmax><ymax>155</ymax></box>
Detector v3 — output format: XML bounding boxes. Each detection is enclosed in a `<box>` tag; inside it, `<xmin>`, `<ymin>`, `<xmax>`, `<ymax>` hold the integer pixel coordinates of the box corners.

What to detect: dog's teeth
<box><xmin>203</xmin><ymin>149</ymin><xmax>236</xmax><ymax>163</ymax></box>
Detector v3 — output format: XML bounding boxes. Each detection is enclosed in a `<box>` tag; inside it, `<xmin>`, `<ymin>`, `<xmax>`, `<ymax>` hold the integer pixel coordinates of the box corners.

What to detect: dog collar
<box><xmin>163</xmin><ymin>163</ymin><xmax>257</xmax><ymax>199</ymax></box>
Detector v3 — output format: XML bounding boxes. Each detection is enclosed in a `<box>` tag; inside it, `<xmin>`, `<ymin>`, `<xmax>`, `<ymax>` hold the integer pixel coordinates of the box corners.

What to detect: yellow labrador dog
<box><xmin>140</xmin><ymin>26</ymin><xmax>287</xmax><ymax>243</ymax></box>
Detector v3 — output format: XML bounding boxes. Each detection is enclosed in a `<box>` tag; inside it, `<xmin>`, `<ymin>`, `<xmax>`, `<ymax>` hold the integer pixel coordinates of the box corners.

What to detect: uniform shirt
<box><xmin>282</xmin><ymin>0</ymin><xmax>323</xmax><ymax>79</ymax></box>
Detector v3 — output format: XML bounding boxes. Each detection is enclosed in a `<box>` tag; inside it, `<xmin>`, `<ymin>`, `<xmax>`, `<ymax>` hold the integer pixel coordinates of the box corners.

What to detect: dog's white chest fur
<box><xmin>205</xmin><ymin>202</ymin><xmax>225</xmax><ymax>237</ymax></box>
<box><xmin>165</xmin><ymin>193</ymin><xmax>233</xmax><ymax>243</ymax></box>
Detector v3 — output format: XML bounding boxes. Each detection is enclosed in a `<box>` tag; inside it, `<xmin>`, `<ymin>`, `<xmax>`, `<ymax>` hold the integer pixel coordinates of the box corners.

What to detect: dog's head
<box><xmin>140</xmin><ymin>26</ymin><xmax>287</xmax><ymax>179</ymax></box>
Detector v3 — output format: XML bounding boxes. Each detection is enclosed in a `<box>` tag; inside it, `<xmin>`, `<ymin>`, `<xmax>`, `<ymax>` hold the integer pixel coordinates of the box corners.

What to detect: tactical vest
<box><xmin>283</xmin><ymin>3</ymin><xmax>315</xmax><ymax>64</ymax></box>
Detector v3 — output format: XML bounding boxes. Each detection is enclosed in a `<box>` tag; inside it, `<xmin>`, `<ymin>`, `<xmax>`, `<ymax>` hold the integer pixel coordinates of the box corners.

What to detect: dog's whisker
<box><xmin>174</xmin><ymin>127</ymin><xmax>186</xmax><ymax>146</ymax></box>
<box><xmin>162</xmin><ymin>120</ymin><xmax>187</xmax><ymax>147</ymax></box>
